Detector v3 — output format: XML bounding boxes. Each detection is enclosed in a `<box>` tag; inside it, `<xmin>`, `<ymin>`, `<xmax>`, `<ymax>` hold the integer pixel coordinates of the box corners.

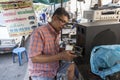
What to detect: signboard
<box><xmin>0</xmin><ymin>0</ymin><xmax>37</xmax><ymax>37</ymax></box>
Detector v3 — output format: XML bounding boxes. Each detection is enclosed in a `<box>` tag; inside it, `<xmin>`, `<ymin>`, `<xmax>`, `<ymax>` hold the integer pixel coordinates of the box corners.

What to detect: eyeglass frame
<box><xmin>57</xmin><ymin>16</ymin><xmax>68</xmax><ymax>24</ymax></box>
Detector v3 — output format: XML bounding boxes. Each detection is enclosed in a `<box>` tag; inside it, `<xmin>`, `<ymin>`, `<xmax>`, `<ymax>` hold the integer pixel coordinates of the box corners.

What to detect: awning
<box><xmin>33</xmin><ymin>0</ymin><xmax>69</xmax><ymax>5</ymax></box>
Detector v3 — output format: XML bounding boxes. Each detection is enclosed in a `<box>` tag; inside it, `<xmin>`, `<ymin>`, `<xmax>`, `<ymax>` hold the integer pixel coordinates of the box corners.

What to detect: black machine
<box><xmin>73</xmin><ymin>22</ymin><xmax>120</xmax><ymax>80</ymax></box>
<box><xmin>75</xmin><ymin>22</ymin><xmax>120</xmax><ymax>64</ymax></box>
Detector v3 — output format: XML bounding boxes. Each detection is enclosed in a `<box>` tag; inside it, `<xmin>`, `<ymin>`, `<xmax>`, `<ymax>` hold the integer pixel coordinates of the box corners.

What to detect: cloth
<box><xmin>57</xmin><ymin>61</ymin><xmax>80</xmax><ymax>80</ymax></box>
<box><xmin>31</xmin><ymin>61</ymin><xmax>79</xmax><ymax>80</ymax></box>
<box><xmin>31</xmin><ymin>76</ymin><xmax>54</xmax><ymax>80</ymax></box>
<box><xmin>56</xmin><ymin>61</ymin><xmax>73</xmax><ymax>80</ymax></box>
<box><xmin>28</xmin><ymin>23</ymin><xmax>60</xmax><ymax>78</ymax></box>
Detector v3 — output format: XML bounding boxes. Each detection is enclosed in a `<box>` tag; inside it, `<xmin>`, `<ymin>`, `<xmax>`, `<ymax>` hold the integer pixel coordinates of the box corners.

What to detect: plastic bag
<box><xmin>90</xmin><ymin>45</ymin><xmax>120</xmax><ymax>79</ymax></box>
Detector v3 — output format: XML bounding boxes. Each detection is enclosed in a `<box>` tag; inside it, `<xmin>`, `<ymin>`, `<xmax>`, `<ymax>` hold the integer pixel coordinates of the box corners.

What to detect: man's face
<box><xmin>53</xmin><ymin>15</ymin><xmax>69</xmax><ymax>32</ymax></box>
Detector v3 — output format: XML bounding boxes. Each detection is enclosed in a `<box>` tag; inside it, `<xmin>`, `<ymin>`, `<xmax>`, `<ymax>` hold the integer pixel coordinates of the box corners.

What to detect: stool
<box><xmin>12</xmin><ymin>47</ymin><xmax>28</xmax><ymax>66</ymax></box>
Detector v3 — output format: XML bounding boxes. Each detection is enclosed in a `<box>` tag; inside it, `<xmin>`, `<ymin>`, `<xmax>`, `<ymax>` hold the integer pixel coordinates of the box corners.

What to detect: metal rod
<box><xmin>61</xmin><ymin>0</ymin><xmax>63</xmax><ymax>7</ymax></box>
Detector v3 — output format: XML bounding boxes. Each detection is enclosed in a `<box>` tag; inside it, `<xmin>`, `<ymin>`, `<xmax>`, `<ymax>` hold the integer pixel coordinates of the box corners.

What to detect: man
<box><xmin>28</xmin><ymin>7</ymin><xmax>78</xmax><ymax>80</ymax></box>
<box><xmin>41</xmin><ymin>12</ymin><xmax>46</xmax><ymax>23</ymax></box>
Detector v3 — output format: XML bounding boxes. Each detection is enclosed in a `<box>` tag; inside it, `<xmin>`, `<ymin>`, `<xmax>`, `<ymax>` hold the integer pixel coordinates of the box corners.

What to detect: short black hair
<box><xmin>52</xmin><ymin>7</ymin><xmax>70</xmax><ymax>19</ymax></box>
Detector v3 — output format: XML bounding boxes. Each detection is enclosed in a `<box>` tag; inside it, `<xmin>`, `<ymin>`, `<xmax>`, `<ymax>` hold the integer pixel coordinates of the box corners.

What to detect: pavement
<box><xmin>0</xmin><ymin>53</ymin><xmax>29</xmax><ymax>80</ymax></box>
<box><xmin>0</xmin><ymin>36</ymin><xmax>30</xmax><ymax>80</ymax></box>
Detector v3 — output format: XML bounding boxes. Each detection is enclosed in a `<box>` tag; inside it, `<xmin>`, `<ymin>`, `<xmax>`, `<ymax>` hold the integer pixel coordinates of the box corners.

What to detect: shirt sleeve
<box><xmin>28</xmin><ymin>29</ymin><xmax>44</xmax><ymax>58</ymax></box>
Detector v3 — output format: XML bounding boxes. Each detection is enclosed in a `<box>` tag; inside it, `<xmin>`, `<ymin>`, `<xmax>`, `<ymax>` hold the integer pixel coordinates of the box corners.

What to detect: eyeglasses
<box><xmin>57</xmin><ymin>16</ymin><xmax>68</xmax><ymax>24</ymax></box>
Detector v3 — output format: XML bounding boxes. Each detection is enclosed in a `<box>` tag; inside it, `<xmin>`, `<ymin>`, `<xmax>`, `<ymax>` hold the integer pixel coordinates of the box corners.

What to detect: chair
<box><xmin>12</xmin><ymin>36</ymin><xmax>28</xmax><ymax>66</ymax></box>
<box><xmin>12</xmin><ymin>47</ymin><xmax>28</xmax><ymax>66</ymax></box>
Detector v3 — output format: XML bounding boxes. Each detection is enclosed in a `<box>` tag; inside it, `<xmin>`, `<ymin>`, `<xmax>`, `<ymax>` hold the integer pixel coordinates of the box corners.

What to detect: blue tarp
<box><xmin>90</xmin><ymin>45</ymin><xmax>120</xmax><ymax>79</ymax></box>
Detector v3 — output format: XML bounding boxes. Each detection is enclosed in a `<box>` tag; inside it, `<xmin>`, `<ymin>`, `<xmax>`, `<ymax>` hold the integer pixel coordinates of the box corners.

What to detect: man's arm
<box><xmin>31</xmin><ymin>54</ymin><xmax>61</xmax><ymax>63</ymax></box>
<box><xmin>31</xmin><ymin>51</ymin><xmax>77</xmax><ymax>63</ymax></box>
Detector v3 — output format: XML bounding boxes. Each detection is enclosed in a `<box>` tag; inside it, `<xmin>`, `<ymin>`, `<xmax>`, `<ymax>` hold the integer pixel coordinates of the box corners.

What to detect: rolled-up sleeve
<box><xmin>28</xmin><ymin>29</ymin><xmax>44</xmax><ymax>58</ymax></box>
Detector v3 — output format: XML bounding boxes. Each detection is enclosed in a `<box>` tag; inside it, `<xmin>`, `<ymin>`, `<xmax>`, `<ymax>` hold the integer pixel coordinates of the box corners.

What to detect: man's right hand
<box><xmin>59</xmin><ymin>50</ymin><xmax>77</xmax><ymax>61</ymax></box>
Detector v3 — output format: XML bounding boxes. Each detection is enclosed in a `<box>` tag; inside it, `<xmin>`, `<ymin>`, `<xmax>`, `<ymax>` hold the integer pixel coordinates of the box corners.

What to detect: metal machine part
<box><xmin>76</xmin><ymin>22</ymin><xmax>120</xmax><ymax>64</ymax></box>
<box><xmin>65</xmin><ymin>44</ymin><xmax>83</xmax><ymax>57</ymax></box>
<box><xmin>83</xmin><ymin>8</ymin><xmax>120</xmax><ymax>22</ymax></box>
<box><xmin>72</xmin><ymin>46</ymin><xmax>83</xmax><ymax>57</ymax></box>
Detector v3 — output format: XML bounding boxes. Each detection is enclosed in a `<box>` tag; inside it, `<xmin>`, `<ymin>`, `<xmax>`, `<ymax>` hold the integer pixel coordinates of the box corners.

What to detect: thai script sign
<box><xmin>0</xmin><ymin>0</ymin><xmax>37</xmax><ymax>37</ymax></box>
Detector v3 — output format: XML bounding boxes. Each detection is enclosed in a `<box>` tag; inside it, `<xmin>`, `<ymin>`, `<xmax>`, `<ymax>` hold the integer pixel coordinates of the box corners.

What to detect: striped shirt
<box><xmin>28</xmin><ymin>23</ymin><xmax>60</xmax><ymax>78</ymax></box>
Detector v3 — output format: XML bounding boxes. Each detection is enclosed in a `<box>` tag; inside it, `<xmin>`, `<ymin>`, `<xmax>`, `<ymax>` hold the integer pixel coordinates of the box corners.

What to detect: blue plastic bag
<box><xmin>90</xmin><ymin>45</ymin><xmax>120</xmax><ymax>79</ymax></box>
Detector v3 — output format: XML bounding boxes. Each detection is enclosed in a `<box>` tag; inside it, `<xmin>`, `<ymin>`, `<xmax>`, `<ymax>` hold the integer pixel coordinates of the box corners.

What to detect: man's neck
<box><xmin>49</xmin><ymin>22</ymin><xmax>58</xmax><ymax>33</ymax></box>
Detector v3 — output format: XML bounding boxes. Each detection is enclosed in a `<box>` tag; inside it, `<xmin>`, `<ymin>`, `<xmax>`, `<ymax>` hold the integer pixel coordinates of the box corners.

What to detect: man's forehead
<box><xmin>56</xmin><ymin>14</ymin><xmax>69</xmax><ymax>18</ymax></box>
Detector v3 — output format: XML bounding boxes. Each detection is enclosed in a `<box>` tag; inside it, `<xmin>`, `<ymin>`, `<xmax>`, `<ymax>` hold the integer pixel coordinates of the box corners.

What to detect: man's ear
<box><xmin>52</xmin><ymin>15</ymin><xmax>57</xmax><ymax>21</ymax></box>
<box><xmin>52</xmin><ymin>16</ymin><xmax>55</xmax><ymax>21</ymax></box>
